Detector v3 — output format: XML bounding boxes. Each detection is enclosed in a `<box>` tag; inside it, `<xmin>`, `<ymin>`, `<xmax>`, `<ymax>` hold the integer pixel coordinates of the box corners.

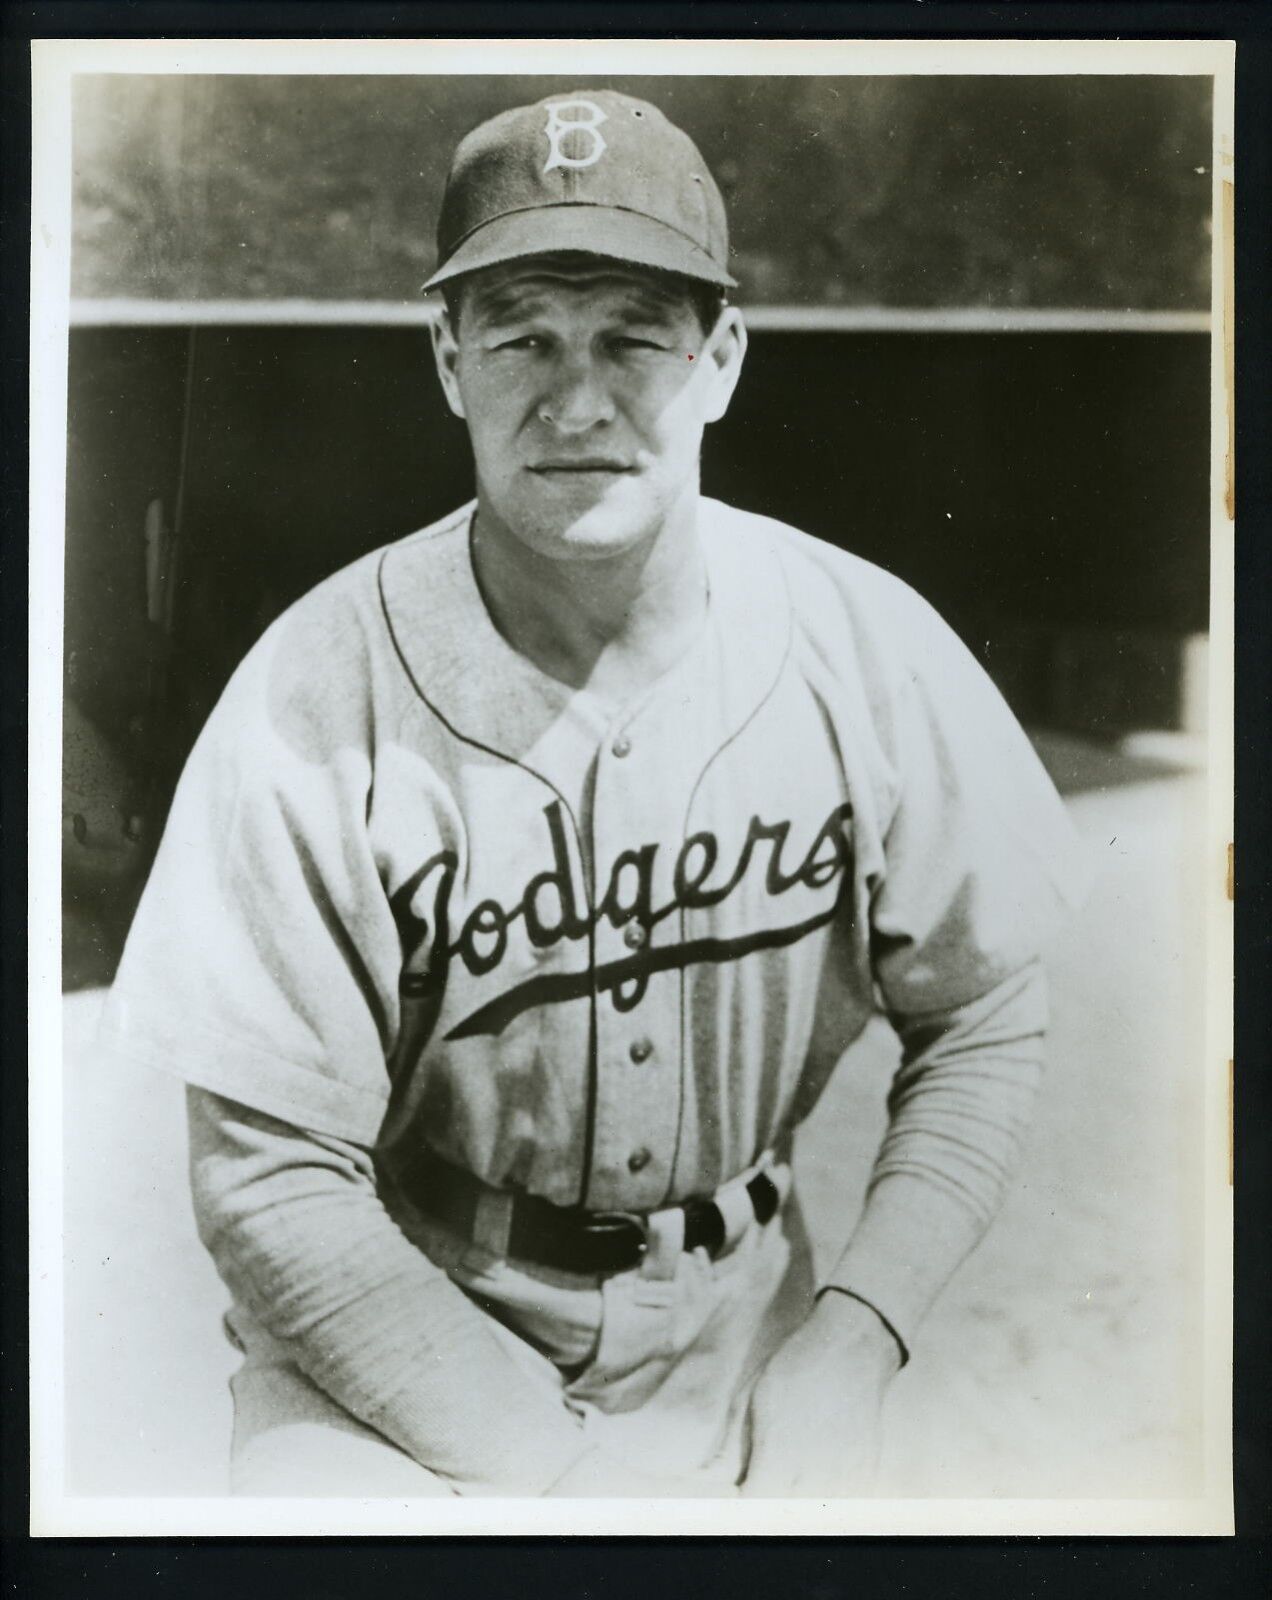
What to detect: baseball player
<box><xmin>102</xmin><ymin>90</ymin><xmax>1086</xmax><ymax>1497</ymax></box>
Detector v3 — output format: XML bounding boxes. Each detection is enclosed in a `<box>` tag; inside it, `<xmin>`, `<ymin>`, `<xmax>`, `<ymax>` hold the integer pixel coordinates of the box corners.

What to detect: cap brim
<box><xmin>422</xmin><ymin>204</ymin><xmax>737</xmax><ymax>293</ymax></box>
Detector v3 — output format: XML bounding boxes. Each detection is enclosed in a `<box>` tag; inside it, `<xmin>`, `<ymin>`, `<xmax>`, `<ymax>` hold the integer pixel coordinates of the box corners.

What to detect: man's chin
<box><xmin>514</xmin><ymin>501</ymin><xmax>664</xmax><ymax>563</ymax></box>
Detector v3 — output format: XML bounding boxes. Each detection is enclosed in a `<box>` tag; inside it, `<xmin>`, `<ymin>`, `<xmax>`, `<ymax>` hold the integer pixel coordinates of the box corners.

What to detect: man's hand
<box><xmin>739</xmin><ymin>1290</ymin><xmax>903</xmax><ymax>1497</ymax></box>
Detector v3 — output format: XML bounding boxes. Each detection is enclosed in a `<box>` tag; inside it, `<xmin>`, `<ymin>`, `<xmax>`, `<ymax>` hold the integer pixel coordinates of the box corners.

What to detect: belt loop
<box><xmin>471</xmin><ymin>1187</ymin><xmax>514</xmax><ymax>1259</ymax></box>
<box><xmin>717</xmin><ymin>1148</ymin><xmax>778</xmax><ymax>1250</ymax></box>
<box><xmin>716</xmin><ymin>1179</ymin><xmax>758</xmax><ymax>1251</ymax></box>
<box><xmin>640</xmin><ymin>1205</ymin><xmax>685</xmax><ymax>1280</ymax></box>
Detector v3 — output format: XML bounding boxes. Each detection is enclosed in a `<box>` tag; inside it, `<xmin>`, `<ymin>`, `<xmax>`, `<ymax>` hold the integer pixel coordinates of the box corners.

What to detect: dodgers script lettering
<box><xmin>391</xmin><ymin>799</ymin><xmax>854</xmax><ymax>1043</ymax></box>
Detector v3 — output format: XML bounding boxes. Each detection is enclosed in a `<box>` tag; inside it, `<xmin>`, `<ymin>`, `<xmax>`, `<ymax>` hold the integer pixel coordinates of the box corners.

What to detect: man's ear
<box><xmin>700</xmin><ymin>306</ymin><xmax>748</xmax><ymax>426</ymax></box>
<box><xmin>430</xmin><ymin>304</ymin><xmax>467</xmax><ymax>420</ymax></box>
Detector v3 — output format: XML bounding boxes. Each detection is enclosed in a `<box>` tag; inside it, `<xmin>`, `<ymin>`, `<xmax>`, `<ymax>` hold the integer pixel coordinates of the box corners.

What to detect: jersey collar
<box><xmin>378</xmin><ymin>497</ymin><xmax>793</xmax><ymax>792</ymax></box>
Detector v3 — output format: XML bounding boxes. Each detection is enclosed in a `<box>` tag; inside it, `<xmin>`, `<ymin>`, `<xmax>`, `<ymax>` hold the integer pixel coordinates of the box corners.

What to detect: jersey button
<box><xmin>611</xmin><ymin>733</ymin><xmax>632</xmax><ymax>759</ymax></box>
<box><xmin>628</xmin><ymin>1036</ymin><xmax>654</xmax><ymax>1064</ymax></box>
<box><xmin>623</xmin><ymin>922</ymin><xmax>647</xmax><ymax>950</ymax></box>
<box><xmin>627</xmin><ymin>1147</ymin><xmax>653</xmax><ymax>1174</ymax></box>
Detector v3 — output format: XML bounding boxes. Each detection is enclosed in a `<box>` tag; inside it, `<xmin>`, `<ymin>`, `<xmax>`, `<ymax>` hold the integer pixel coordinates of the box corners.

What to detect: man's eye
<box><xmin>612</xmin><ymin>336</ymin><xmax>666</xmax><ymax>352</ymax></box>
<box><xmin>493</xmin><ymin>335</ymin><xmax>543</xmax><ymax>352</ymax></box>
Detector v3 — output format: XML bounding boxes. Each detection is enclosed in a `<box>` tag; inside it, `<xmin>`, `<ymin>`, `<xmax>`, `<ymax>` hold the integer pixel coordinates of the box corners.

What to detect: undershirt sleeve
<box><xmin>824</xmin><ymin>960</ymin><xmax>1049</xmax><ymax>1351</ymax></box>
<box><xmin>874</xmin><ymin>958</ymin><xmax>1049</xmax><ymax>1221</ymax></box>
<box><xmin>186</xmin><ymin>1086</ymin><xmax>594</xmax><ymax>1495</ymax></box>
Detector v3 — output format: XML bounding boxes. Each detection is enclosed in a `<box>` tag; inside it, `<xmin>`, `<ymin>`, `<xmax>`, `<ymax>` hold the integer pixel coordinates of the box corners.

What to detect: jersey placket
<box><xmin>579</xmin><ymin>511</ymin><xmax>795</xmax><ymax>1211</ymax></box>
<box><xmin>583</xmin><ymin>713</ymin><xmax>688</xmax><ymax>1209</ymax></box>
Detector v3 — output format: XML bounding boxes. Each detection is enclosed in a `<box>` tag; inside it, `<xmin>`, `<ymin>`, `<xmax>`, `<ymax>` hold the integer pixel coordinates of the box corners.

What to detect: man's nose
<box><xmin>538</xmin><ymin>354</ymin><xmax>616</xmax><ymax>433</ymax></box>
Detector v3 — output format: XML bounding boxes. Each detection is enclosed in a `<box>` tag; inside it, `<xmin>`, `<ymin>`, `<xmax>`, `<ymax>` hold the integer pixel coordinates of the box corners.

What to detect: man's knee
<box><xmin>231</xmin><ymin>1415</ymin><xmax>456</xmax><ymax>1497</ymax></box>
<box><xmin>229</xmin><ymin>1338</ymin><xmax>456</xmax><ymax>1498</ymax></box>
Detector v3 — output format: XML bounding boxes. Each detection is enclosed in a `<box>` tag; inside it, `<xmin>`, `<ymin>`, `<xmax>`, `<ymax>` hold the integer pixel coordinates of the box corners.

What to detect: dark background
<box><xmin>65</xmin><ymin>324</ymin><xmax>1210</xmax><ymax>747</ymax></box>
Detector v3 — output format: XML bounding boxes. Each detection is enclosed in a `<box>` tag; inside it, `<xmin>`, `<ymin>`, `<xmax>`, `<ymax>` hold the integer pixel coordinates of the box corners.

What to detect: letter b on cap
<box><xmin>543</xmin><ymin>99</ymin><xmax>608</xmax><ymax>173</ymax></box>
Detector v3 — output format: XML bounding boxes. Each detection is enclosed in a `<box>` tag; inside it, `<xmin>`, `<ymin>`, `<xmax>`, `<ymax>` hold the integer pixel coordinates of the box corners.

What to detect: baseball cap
<box><xmin>423</xmin><ymin>89</ymin><xmax>737</xmax><ymax>292</ymax></box>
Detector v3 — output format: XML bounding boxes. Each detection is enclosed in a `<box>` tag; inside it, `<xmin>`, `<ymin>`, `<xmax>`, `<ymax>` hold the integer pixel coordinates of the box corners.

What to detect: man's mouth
<box><xmin>528</xmin><ymin>460</ymin><xmax>635</xmax><ymax>475</ymax></box>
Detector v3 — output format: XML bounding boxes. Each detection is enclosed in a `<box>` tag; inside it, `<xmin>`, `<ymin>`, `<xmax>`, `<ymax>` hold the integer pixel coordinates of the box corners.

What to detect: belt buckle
<box><xmin>586</xmin><ymin>1209</ymin><xmax>649</xmax><ymax>1266</ymax></box>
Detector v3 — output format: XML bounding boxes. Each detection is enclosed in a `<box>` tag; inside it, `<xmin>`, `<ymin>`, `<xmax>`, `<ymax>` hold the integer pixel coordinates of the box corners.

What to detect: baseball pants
<box><xmin>224</xmin><ymin>1162</ymin><xmax>816</xmax><ymax>1496</ymax></box>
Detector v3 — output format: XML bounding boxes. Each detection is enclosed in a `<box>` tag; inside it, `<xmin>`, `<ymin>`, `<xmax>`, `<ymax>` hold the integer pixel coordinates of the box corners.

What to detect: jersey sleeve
<box><xmin>866</xmin><ymin>582</ymin><xmax>1090</xmax><ymax>1017</ymax></box>
<box><xmin>100</xmin><ymin>605</ymin><xmax>405</xmax><ymax>1147</ymax></box>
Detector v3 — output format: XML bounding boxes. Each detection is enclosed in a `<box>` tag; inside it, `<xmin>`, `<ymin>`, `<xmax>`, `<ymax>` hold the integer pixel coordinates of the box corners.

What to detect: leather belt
<box><xmin>395</xmin><ymin>1146</ymin><xmax>781</xmax><ymax>1276</ymax></box>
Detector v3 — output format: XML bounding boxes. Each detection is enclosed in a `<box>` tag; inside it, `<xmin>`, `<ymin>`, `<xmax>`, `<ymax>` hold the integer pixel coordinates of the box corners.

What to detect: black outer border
<box><xmin>3</xmin><ymin>1</ymin><xmax>1269</xmax><ymax>1595</ymax></box>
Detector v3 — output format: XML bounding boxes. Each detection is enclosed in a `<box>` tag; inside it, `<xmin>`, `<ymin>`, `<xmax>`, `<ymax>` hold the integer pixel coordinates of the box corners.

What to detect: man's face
<box><xmin>431</xmin><ymin>256</ymin><xmax>746</xmax><ymax>561</ymax></box>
